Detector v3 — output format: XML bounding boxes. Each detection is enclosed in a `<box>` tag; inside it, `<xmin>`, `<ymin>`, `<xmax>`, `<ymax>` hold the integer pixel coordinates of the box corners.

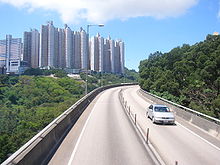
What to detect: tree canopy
<box><xmin>0</xmin><ymin>75</ymin><xmax>83</xmax><ymax>163</ymax></box>
<box><xmin>0</xmin><ymin>68</ymin><xmax>138</xmax><ymax>163</ymax></box>
<box><xmin>139</xmin><ymin>34</ymin><xmax>220</xmax><ymax>118</ymax></box>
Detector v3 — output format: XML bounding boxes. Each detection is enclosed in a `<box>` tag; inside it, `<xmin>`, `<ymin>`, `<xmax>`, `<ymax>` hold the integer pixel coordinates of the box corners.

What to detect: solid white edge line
<box><xmin>176</xmin><ymin>121</ymin><xmax>220</xmax><ymax>151</ymax></box>
<box><xmin>67</xmin><ymin>105</ymin><xmax>96</xmax><ymax>165</ymax></box>
<box><xmin>136</xmin><ymin>122</ymin><xmax>166</xmax><ymax>165</ymax></box>
<box><xmin>122</xmin><ymin>88</ymin><xmax>166</xmax><ymax>165</ymax></box>
<box><xmin>137</xmin><ymin>87</ymin><xmax>220</xmax><ymax>152</ymax></box>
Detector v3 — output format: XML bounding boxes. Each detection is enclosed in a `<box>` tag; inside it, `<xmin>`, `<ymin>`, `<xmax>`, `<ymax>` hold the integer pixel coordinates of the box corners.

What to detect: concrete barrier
<box><xmin>2</xmin><ymin>83</ymin><xmax>136</xmax><ymax>165</ymax></box>
<box><xmin>139</xmin><ymin>89</ymin><xmax>220</xmax><ymax>140</ymax></box>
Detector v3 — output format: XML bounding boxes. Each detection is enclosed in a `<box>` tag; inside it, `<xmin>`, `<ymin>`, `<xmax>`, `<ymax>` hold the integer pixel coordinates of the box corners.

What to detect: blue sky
<box><xmin>0</xmin><ymin>0</ymin><xmax>220</xmax><ymax>71</ymax></box>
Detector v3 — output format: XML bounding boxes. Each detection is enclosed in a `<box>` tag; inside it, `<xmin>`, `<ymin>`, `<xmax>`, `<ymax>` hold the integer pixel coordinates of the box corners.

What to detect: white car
<box><xmin>147</xmin><ymin>104</ymin><xmax>175</xmax><ymax>124</ymax></box>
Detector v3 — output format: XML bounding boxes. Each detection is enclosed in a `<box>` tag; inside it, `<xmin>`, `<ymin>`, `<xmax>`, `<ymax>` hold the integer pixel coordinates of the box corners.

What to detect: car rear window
<box><xmin>154</xmin><ymin>106</ymin><xmax>170</xmax><ymax>112</ymax></box>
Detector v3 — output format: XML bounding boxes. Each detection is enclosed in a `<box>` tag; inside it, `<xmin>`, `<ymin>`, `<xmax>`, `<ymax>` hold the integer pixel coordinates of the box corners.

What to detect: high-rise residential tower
<box><xmin>109</xmin><ymin>38</ymin><xmax>115</xmax><ymax>73</ymax></box>
<box><xmin>103</xmin><ymin>38</ymin><xmax>111</xmax><ymax>73</ymax></box>
<box><xmin>65</xmin><ymin>25</ymin><xmax>73</xmax><ymax>68</ymax></box>
<box><xmin>31</xmin><ymin>29</ymin><xmax>40</xmax><ymax>68</ymax></box>
<box><xmin>23</xmin><ymin>31</ymin><xmax>32</xmax><ymax>66</ymax></box>
<box><xmin>80</xmin><ymin>28</ymin><xmax>88</xmax><ymax>70</ymax></box>
<box><xmin>48</xmin><ymin>21</ymin><xmax>55</xmax><ymax>67</ymax></box>
<box><xmin>24</xmin><ymin>21</ymin><xmax>125</xmax><ymax>74</ymax></box>
<box><xmin>58</xmin><ymin>28</ymin><xmax>65</xmax><ymax>68</ymax></box>
<box><xmin>74</xmin><ymin>31</ymin><xmax>81</xmax><ymax>69</ymax></box>
<box><xmin>90</xmin><ymin>36</ymin><xmax>99</xmax><ymax>71</ymax></box>
<box><xmin>98</xmin><ymin>34</ymin><xmax>104</xmax><ymax>72</ymax></box>
<box><xmin>114</xmin><ymin>41</ymin><xmax>121</xmax><ymax>74</ymax></box>
<box><xmin>90</xmin><ymin>33</ymin><xmax>104</xmax><ymax>72</ymax></box>
<box><xmin>119</xmin><ymin>41</ymin><xmax>125</xmax><ymax>74</ymax></box>
<box><xmin>23</xmin><ymin>29</ymin><xmax>40</xmax><ymax>68</ymax></box>
<box><xmin>39</xmin><ymin>21</ymin><xmax>59</xmax><ymax>68</ymax></box>
<box><xmin>39</xmin><ymin>25</ymin><xmax>48</xmax><ymax>67</ymax></box>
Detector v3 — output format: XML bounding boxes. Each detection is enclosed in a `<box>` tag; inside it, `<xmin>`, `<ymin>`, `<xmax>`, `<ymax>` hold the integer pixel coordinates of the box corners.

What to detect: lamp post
<box><xmin>85</xmin><ymin>24</ymin><xmax>104</xmax><ymax>95</ymax></box>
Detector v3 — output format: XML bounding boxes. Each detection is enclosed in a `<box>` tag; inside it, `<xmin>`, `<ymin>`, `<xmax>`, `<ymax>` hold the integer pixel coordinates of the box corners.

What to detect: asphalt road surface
<box><xmin>49</xmin><ymin>86</ymin><xmax>158</xmax><ymax>165</ymax></box>
<box><xmin>122</xmin><ymin>85</ymin><xmax>220</xmax><ymax>165</ymax></box>
<box><xmin>49</xmin><ymin>85</ymin><xmax>220</xmax><ymax>165</ymax></box>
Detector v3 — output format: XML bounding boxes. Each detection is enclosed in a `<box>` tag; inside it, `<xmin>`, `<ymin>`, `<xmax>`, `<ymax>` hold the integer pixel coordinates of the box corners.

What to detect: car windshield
<box><xmin>154</xmin><ymin>106</ymin><xmax>170</xmax><ymax>112</ymax></box>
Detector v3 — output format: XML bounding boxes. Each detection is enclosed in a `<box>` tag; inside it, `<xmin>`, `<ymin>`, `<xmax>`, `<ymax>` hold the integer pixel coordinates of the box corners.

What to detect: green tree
<box><xmin>139</xmin><ymin>34</ymin><xmax>220</xmax><ymax>119</ymax></box>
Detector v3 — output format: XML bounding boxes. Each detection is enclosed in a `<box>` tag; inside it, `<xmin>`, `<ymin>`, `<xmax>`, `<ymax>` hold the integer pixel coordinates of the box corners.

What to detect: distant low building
<box><xmin>0</xmin><ymin>35</ymin><xmax>22</xmax><ymax>74</ymax></box>
<box><xmin>213</xmin><ymin>32</ymin><xmax>219</xmax><ymax>36</ymax></box>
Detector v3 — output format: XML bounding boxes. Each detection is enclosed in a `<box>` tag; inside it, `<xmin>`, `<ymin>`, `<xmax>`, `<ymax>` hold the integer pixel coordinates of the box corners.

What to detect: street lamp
<box><xmin>85</xmin><ymin>24</ymin><xmax>104</xmax><ymax>95</ymax></box>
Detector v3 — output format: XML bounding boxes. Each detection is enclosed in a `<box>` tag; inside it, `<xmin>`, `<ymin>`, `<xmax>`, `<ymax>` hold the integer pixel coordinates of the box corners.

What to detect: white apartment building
<box><xmin>80</xmin><ymin>28</ymin><xmax>88</xmax><ymax>70</ymax></box>
<box><xmin>98</xmin><ymin>35</ymin><xmax>104</xmax><ymax>72</ymax></box>
<box><xmin>0</xmin><ymin>35</ymin><xmax>22</xmax><ymax>73</ymax></box>
<box><xmin>65</xmin><ymin>25</ymin><xmax>73</xmax><ymax>68</ymax></box>
<box><xmin>58</xmin><ymin>28</ymin><xmax>65</xmax><ymax>68</ymax></box>
<box><xmin>23</xmin><ymin>29</ymin><xmax>40</xmax><ymax>68</ymax></box>
<box><xmin>39</xmin><ymin>25</ymin><xmax>48</xmax><ymax>67</ymax></box>
<box><xmin>23</xmin><ymin>21</ymin><xmax>125</xmax><ymax>74</ymax></box>
<box><xmin>31</xmin><ymin>29</ymin><xmax>40</xmax><ymax>68</ymax></box>
<box><xmin>103</xmin><ymin>38</ymin><xmax>111</xmax><ymax>73</ymax></box>
<box><xmin>48</xmin><ymin>21</ymin><xmax>55</xmax><ymax>67</ymax></box>
<box><xmin>119</xmin><ymin>41</ymin><xmax>125</xmax><ymax>74</ymax></box>
<box><xmin>74</xmin><ymin>31</ymin><xmax>81</xmax><ymax>69</ymax></box>
<box><xmin>90</xmin><ymin>36</ymin><xmax>99</xmax><ymax>71</ymax></box>
<box><xmin>109</xmin><ymin>39</ymin><xmax>115</xmax><ymax>73</ymax></box>
<box><xmin>90</xmin><ymin>34</ymin><xmax>105</xmax><ymax>72</ymax></box>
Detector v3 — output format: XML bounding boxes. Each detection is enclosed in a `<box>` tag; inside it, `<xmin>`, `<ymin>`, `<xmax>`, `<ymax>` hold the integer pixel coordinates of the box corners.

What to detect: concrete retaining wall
<box><xmin>2</xmin><ymin>83</ymin><xmax>136</xmax><ymax>165</ymax></box>
<box><xmin>139</xmin><ymin>89</ymin><xmax>220</xmax><ymax>140</ymax></box>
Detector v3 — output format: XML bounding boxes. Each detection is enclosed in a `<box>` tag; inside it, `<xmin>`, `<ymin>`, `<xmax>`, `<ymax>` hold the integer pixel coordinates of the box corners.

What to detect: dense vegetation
<box><xmin>139</xmin><ymin>34</ymin><xmax>220</xmax><ymax>119</ymax></box>
<box><xmin>0</xmin><ymin>68</ymin><xmax>138</xmax><ymax>163</ymax></box>
<box><xmin>0</xmin><ymin>75</ymin><xmax>84</xmax><ymax>163</ymax></box>
<box><xmin>23</xmin><ymin>68</ymin><xmax>68</xmax><ymax>77</ymax></box>
<box><xmin>80</xmin><ymin>68</ymin><xmax>138</xmax><ymax>91</ymax></box>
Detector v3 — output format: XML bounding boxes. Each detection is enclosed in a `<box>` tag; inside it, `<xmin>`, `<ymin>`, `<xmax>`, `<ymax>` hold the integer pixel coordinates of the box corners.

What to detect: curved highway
<box><xmin>122</xmin><ymin>85</ymin><xmax>220</xmax><ymax>165</ymax></box>
<box><xmin>49</xmin><ymin>86</ymin><xmax>158</xmax><ymax>165</ymax></box>
<box><xmin>49</xmin><ymin>85</ymin><xmax>220</xmax><ymax>165</ymax></box>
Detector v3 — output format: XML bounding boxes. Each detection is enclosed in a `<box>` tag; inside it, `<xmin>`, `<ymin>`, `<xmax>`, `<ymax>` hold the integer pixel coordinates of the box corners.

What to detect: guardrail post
<box><xmin>125</xmin><ymin>101</ymin><xmax>127</xmax><ymax>108</ymax></box>
<box><xmin>134</xmin><ymin>114</ymin><xmax>137</xmax><ymax>125</ymax></box>
<box><xmin>129</xmin><ymin>106</ymin><xmax>130</xmax><ymax>114</ymax></box>
<box><xmin>175</xmin><ymin>161</ymin><xmax>178</xmax><ymax>165</ymax></box>
<box><xmin>146</xmin><ymin>128</ymin><xmax>149</xmax><ymax>144</ymax></box>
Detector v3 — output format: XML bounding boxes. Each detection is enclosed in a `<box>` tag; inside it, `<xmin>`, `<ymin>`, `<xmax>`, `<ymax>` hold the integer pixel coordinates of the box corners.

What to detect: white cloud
<box><xmin>0</xmin><ymin>0</ymin><xmax>198</xmax><ymax>23</ymax></box>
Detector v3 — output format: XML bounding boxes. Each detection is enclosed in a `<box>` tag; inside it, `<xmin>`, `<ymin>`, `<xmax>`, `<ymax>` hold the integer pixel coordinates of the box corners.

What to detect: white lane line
<box><xmin>67</xmin><ymin>106</ymin><xmax>96</xmax><ymax>165</ymax></box>
<box><xmin>176</xmin><ymin>121</ymin><xmax>220</xmax><ymax>151</ymax></box>
<box><xmin>135</xmin><ymin>87</ymin><xmax>220</xmax><ymax>152</ymax></box>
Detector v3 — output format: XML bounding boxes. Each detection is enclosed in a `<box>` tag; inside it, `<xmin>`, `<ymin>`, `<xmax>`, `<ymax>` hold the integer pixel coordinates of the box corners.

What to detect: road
<box><xmin>122</xmin><ymin>85</ymin><xmax>220</xmax><ymax>165</ymax></box>
<box><xmin>49</xmin><ymin>86</ymin><xmax>158</xmax><ymax>165</ymax></box>
<box><xmin>49</xmin><ymin>85</ymin><xmax>220</xmax><ymax>165</ymax></box>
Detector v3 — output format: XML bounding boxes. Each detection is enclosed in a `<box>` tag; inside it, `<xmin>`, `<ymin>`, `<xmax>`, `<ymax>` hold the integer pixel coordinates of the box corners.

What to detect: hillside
<box><xmin>0</xmin><ymin>68</ymin><xmax>138</xmax><ymax>163</ymax></box>
<box><xmin>0</xmin><ymin>75</ymin><xmax>84</xmax><ymax>163</ymax></box>
<box><xmin>80</xmin><ymin>67</ymin><xmax>138</xmax><ymax>91</ymax></box>
<box><xmin>139</xmin><ymin>34</ymin><xmax>220</xmax><ymax>118</ymax></box>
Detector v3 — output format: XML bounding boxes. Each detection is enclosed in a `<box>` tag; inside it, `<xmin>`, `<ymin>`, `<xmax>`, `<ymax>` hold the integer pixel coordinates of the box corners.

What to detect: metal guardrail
<box><xmin>140</xmin><ymin>88</ymin><xmax>220</xmax><ymax>125</ymax></box>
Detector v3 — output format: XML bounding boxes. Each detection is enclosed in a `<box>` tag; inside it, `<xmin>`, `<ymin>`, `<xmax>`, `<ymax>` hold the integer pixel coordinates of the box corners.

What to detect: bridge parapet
<box><xmin>2</xmin><ymin>83</ymin><xmax>136</xmax><ymax>165</ymax></box>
